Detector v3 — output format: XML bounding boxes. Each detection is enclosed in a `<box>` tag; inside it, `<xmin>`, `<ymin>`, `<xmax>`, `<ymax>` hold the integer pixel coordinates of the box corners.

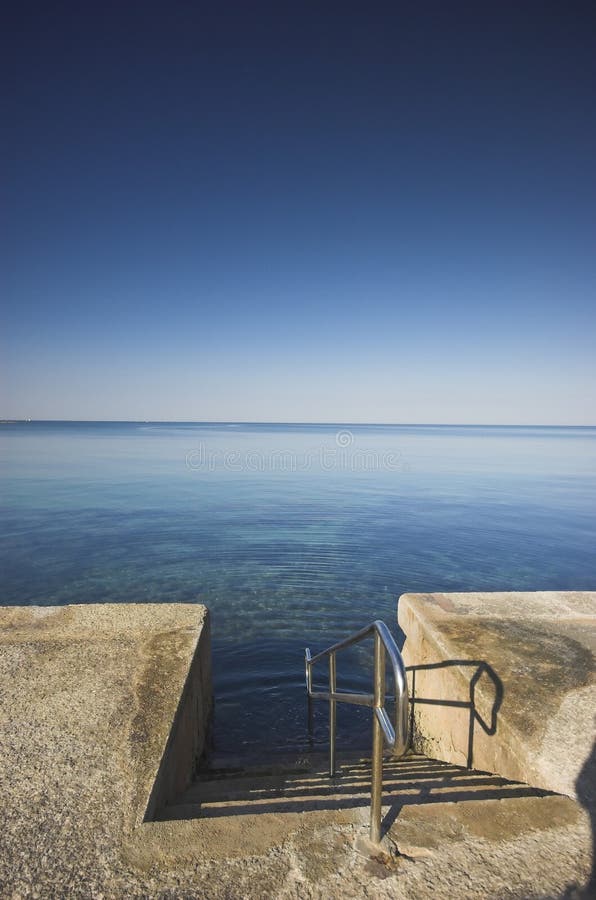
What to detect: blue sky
<box><xmin>3</xmin><ymin>1</ymin><xmax>595</xmax><ymax>423</ymax></box>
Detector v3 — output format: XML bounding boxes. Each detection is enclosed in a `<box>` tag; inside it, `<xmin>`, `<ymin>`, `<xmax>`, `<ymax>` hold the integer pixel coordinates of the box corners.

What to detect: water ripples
<box><xmin>1</xmin><ymin>422</ymin><xmax>595</xmax><ymax>753</ymax></box>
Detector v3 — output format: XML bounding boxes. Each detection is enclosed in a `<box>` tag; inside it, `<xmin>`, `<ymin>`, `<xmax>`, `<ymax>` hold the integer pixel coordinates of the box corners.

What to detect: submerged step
<box><xmin>194</xmin><ymin>748</ymin><xmax>367</xmax><ymax>781</ymax></box>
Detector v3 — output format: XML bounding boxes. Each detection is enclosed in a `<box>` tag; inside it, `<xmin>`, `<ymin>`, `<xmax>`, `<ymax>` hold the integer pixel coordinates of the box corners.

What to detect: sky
<box><xmin>2</xmin><ymin>1</ymin><xmax>596</xmax><ymax>424</ymax></box>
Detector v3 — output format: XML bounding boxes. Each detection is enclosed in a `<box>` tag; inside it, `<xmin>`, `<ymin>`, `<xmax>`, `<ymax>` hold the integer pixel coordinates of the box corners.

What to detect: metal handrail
<box><xmin>304</xmin><ymin>620</ymin><xmax>409</xmax><ymax>844</ymax></box>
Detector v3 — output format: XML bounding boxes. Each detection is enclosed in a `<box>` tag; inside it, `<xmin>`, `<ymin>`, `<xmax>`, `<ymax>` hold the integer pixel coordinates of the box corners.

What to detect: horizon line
<box><xmin>2</xmin><ymin>419</ymin><xmax>595</xmax><ymax>428</ymax></box>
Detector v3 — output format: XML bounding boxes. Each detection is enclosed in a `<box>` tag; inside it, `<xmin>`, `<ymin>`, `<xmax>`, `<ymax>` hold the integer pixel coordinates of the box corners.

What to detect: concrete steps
<box><xmin>158</xmin><ymin>752</ymin><xmax>552</xmax><ymax>821</ymax></box>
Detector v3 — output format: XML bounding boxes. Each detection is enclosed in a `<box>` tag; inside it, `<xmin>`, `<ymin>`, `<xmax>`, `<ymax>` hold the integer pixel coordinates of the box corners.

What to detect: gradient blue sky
<box><xmin>3</xmin><ymin>1</ymin><xmax>595</xmax><ymax>423</ymax></box>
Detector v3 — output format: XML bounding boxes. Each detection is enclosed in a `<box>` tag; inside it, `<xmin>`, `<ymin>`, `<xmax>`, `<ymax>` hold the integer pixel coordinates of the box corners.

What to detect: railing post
<box><xmin>370</xmin><ymin>631</ymin><xmax>386</xmax><ymax>843</ymax></box>
<box><xmin>305</xmin><ymin>648</ymin><xmax>312</xmax><ymax>694</ymax></box>
<box><xmin>329</xmin><ymin>651</ymin><xmax>337</xmax><ymax>776</ymax></box>
<box><xmin>305</xmin><ymin>620</ymin><xmax>409</xmax><ymax>840</ymax></box>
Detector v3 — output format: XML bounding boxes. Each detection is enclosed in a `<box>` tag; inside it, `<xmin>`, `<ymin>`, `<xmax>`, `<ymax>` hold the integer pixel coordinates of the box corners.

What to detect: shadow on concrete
<box><xmin>573</xmin><ymin>729</ymin><xmax>596</xmax><ymax>898</ymax></box>
<box><xmin>161</xmin><ymin>755</ymin><xmax>554</xmax><ymax>822</ymax></box>
<box><xmin>406</xmin><ymin>660</ymin><xmax>504</xmax><ymax>768</ymax></box>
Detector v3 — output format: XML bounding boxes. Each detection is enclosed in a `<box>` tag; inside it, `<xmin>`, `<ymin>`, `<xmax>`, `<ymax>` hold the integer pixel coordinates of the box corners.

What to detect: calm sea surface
<box><xmin>1</xmin><ymin>422</ymin><xmax>595</xmax><ymax>756</ymax></box>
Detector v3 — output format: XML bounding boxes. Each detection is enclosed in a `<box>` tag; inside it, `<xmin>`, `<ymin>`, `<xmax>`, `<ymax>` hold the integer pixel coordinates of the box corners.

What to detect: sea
<box><xmin>1</xmin><ymin>421</ymin><xmax>595</xmax><ymax>757</ymax></box>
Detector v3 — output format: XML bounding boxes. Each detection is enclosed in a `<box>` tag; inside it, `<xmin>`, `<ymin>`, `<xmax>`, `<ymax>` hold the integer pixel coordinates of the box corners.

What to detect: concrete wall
<box><xmin>0</xmin><ymin>603</ymin><xmax>215</xmax><ymax>894</ymax></box>
<box><xmin>144</xmin><ymin>610</ymin><xmax>212</xmax><ymax>820</ymax></box>
<box><xmin>398</xmin><ymin>591</ymin><xmax>596</xmax><ymax>801</ymax></box>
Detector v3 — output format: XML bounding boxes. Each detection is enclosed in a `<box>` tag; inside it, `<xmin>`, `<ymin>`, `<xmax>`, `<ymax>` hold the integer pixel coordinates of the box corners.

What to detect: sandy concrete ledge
<box><xmin>398</xmin><ymin>591</ymin><xmax>596</xmax><ymax>803</ymax></box>
<box><xmin>0</xmin><ymin>602</ymin><xmax>212</xmax><ymax>895</ymax></box>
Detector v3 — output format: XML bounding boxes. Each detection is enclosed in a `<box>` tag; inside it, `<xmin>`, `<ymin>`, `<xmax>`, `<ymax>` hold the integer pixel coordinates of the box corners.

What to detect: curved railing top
<box><xmin>305</xmin><ymin>619</ymin><xmax>409</xmax><ymax>757</ymax></box>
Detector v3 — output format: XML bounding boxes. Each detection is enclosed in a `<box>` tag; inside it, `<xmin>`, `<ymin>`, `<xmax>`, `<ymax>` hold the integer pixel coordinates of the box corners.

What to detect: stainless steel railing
<box><xmin>304</xmin><ymin>620</ymin><xmax>409</xmax><ymax>843</ymax></box>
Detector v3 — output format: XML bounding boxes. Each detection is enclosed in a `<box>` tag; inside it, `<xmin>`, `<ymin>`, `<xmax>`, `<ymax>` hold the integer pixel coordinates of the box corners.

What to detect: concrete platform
<box><xmin>398</xmin><ymin>591</ymin><xmax>596</xmax><ymax>803</ymax></box>
<box><xmin>0</xmin><ymin>603</ymin><xmax>213</xmax><ymax>895</ymax></box>
<box><xmin>0</xmin><ymin>600</ymin><xmax>593</xmax><ymax>898</ymax></box>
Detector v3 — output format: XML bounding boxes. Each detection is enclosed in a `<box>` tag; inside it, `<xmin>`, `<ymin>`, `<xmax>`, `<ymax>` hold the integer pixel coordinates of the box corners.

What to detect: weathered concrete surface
<box><xmin>0</xmin><ymin>601</ymin><xmax>593</xmax><ymax>898</ymax></box>
<box><xmin>0</xmin><ymin>603</ymin><xmax>213</xmax><ymax>895</ymax></box>
<box><xmin>398</xmin><ymin>591</ymin><xmax>596</xmax><ymax>804</ymax></box>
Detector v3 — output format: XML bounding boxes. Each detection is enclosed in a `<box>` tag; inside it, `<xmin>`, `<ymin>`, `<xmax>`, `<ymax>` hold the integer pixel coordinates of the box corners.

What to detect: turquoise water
<box><xmin>1</xmin><ymin>422</ymin><xmax>595</xmax><ymax>755</ymax></box>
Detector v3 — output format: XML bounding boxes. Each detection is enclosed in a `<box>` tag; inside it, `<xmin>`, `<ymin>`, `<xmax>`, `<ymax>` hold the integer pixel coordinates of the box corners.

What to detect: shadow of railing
<box><xmin>406</xmin><ymin>660</ymin><xmax>504</xmax><ymax>769</ymax></box>
<box><xmin>161</xmin><ymin>755</ymin><xmax>553</xmax><ymax>822</ymax></box>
